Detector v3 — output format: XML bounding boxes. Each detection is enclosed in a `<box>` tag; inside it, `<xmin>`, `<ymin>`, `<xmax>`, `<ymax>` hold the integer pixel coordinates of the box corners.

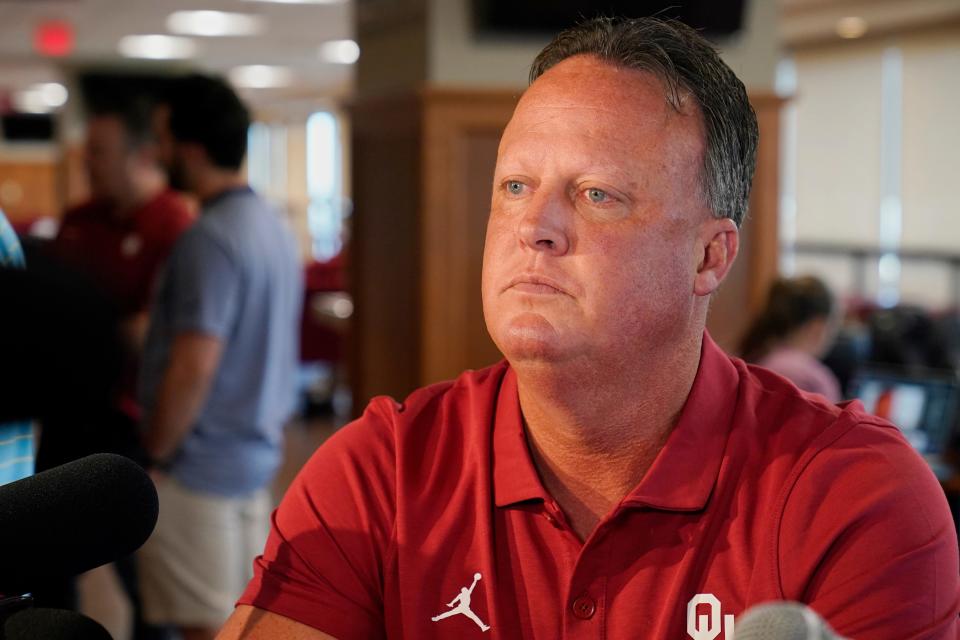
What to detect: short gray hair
<box><xmin>530</xmin><ymin>16</ymin><xmax>758</xmax><ymax>227</ymax></box>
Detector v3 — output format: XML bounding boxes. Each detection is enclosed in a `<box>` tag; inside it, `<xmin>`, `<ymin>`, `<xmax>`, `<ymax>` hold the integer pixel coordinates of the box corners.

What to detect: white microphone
<box><xmin>735</xmin><ymin>602</ymin><xmax>847</xmax><ymax>640</ymax></box>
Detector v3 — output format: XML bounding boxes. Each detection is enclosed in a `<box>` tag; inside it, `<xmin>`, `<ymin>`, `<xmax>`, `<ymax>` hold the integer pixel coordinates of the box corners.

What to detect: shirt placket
<box><xmin>544</xmin><ymin>501</ymin><xmax>612</xmax><ymax>640</ymax></box>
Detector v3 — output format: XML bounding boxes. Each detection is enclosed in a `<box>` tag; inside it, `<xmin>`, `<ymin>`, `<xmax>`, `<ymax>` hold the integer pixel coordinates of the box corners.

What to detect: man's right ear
<box><xmin>693</xmin><ymin>216</ymin><xmax>739</xmax><ymax>297</ymax></box>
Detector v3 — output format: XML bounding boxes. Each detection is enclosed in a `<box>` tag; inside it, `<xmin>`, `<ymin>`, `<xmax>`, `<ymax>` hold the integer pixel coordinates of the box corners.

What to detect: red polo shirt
<box><xmin>54</xmin><ymin>190</ymin><xmax>194</xmax><ymax>419</ymax></box>
<box><xmin>240</xmin><ymin>334</ymin><xmax>959</xmax><ymax>639</ymax></box>
<box><xmin>54</xmin><ymin>190</ymin><xmax>194</xmax><ymax>316</ymax></box>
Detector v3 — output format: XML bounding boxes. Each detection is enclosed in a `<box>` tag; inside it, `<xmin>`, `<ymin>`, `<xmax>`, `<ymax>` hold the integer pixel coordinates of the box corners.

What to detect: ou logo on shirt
<box><xmin>687</xmin><ymin>594</ymin><xmax>736</xmax><ymax>640</ymax></box>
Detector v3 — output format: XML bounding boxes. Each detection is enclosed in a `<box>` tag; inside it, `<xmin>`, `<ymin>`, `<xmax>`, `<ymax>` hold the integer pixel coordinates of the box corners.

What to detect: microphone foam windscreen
<box><xmin>0</xmin><ymin>453</ymin><xmax>158</xmax><ymax>595</ymax></box>
<box><xmin>736</xmin><ymin>602</ymin><xmax>844</xmax><ymax>640</ymax></box>
<box><xmin>2</xmin><ymin>607</ymin><xmax>112</xmax><ymax>640</ymax></box>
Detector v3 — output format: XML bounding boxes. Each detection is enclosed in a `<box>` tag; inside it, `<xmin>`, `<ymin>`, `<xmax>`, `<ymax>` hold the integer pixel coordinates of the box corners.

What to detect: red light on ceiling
<box><xmin>35</xmin><ymin>21</ymin><xmax>74</xmax><ymax>57</ymax></box>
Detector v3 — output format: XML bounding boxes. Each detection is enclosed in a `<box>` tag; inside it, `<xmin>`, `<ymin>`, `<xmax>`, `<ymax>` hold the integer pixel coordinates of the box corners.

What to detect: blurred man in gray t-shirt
<box><xmin>138</xmin><ymin>74</ymin><xmax>302</xmax><ymax>640</ymax></box>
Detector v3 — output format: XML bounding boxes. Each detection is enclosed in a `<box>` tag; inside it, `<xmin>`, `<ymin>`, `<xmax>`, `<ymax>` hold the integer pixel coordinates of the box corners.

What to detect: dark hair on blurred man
<box><xmin>158</xmin><ymin>74</ymin><xmax>250</xmax><ymax>191</ymax></box>
<box><xmin>137</xmin><ymin>73</ymin><xmax>302</xmax><ymax>640</ymax></box>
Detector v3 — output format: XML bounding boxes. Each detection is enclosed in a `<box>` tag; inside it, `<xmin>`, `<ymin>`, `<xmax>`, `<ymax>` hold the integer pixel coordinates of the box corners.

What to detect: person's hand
<box><xmin>147</xmin><ymin>466</ymin><xmax>167</xmax><ymax>487</ymax></box>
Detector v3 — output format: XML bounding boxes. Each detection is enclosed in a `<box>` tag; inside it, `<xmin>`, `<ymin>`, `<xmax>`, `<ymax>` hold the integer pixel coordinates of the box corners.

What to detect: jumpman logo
<box><xmin>430</xmin><ymin>572</ymin><xmax>490</xmax><ymax>632</ymax></box>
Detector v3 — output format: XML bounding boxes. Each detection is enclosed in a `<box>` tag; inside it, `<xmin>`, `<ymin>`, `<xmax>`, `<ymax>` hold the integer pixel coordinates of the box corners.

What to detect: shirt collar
<box><xmin>86</xmin><ymin>192</ymin><xmax>164</xmax><ymax>228</ymax></box>
<box><xmin>620</xmin><ymin>332</ymin><xmax>740</xmax><ymax>511</ymax></box>
<box><xmin>492</xmin><ymin>367</ymin><xmax>549</xmax><ymax>507</ymax></box>
<box><xmin>491</xmin><ymin>331</ymin><xmax>740</xmax><ymax>512</ymax></box>
<box><xmin>202</xmin><ymin>185</ymin><xmax>254</xmax><ymax>209</ymax></box>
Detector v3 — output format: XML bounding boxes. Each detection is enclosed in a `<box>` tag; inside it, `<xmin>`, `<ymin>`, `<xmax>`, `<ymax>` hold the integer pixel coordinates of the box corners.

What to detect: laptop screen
<box><xmin>849</xmin><ymin>369</ymin><xmax>959</xmax><ymax>455</ymax></box>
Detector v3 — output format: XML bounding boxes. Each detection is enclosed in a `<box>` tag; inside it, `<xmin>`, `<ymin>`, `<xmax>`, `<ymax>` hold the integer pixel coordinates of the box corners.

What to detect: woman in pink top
<box><xmin>740</xmin><ymin>276</ymin><xmax>843</xmax><ymax>402</ymax></box>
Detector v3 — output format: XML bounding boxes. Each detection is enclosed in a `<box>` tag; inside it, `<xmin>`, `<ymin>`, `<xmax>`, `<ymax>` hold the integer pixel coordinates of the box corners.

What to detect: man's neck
<box><xmin>109</xmin><ymin>173</ymin><xmax>166</xmax><ymax>221</ymax></box>
<box><xmin>191</xmin><ymin>170</ymin><xmax>247</xmax><ymax>205</ymax></box>
<box><xmin>515</xmin><ymin>331</ymin><xmax>703</xmax><ymax>541</ymax></box>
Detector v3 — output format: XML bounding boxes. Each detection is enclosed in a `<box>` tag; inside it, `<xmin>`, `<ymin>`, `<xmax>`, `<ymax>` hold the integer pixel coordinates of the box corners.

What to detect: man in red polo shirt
<box><xmin>51</xmin><ymin>95</ymin><xmax>194</xmax><ymax>452</ymax></box>
<box><xmin>46</xmin><ymin>95</ymin><xmax>193</xmax><ymax>470</ymax></box>
<box><xmin>222</xmin><ymin>17</ymin><xmax>960</xmax><ymax>640</ymax></box>
<box><xmin>39</xmin><ymin>94</ymin><xmax>193</xmax><ymax>635</ymax></box>
<box><xmin>55</xmin><ymin>97</ymin><xmax>194</xmax><ymax>363</ymax></box>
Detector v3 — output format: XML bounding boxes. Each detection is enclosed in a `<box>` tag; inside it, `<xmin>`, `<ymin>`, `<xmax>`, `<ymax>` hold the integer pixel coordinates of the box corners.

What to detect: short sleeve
<box><xmin>156</xmin><ymin>201</ymin><xmax>195</xmax><ymax>256</ymax></box>
<box><xmin>238</xmin><ymin>397</ymin><xmax>398</xmax><ymax>640</ymax></box>
<box><xmin>168</xmin><ymin>229</ymin><xmax>239</xmax><ymax>338</ymax></box>
<box><xmin>781</xmin><ymin>421</ymin><xmax>960</xmax><ymax>638</ymax></box>
<box><xmin>138</xmin><ymin>197</ymin><xmax>195</xmax><ymax>312</ymax></box>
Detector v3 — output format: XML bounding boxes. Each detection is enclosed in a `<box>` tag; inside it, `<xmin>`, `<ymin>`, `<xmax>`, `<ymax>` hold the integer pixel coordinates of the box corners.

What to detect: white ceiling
<box><xmin>0</xmin><ymin>0</ymin><xmax>356</xmax><ymax>109</ymax></box>
<box><xmin>780</xmin><ymin>0</ymin><xmax>960</xmax><ymax>47</ymax></box>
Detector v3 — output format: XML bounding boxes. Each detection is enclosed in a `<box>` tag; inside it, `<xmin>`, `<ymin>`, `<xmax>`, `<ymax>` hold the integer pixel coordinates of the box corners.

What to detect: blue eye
<box><xmin>586</xmin><ymin>188</ymin><xmax>608</xmax><ymax>203</ymax></box>
<box><xmin>506</xmin><ymin>180</ymin><xmax>524</xmax><ymax>195</ymax></box>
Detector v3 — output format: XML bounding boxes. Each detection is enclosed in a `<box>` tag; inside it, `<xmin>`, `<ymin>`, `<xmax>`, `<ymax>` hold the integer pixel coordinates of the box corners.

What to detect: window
<box><xmin>781</xmin><ymin>27</ymin><xmax>959</xmax><ymax>308</ymax></box>
<box><xmin>247</xmin><ymin>121</ymin><xmax>287</xmax><ymax>203</ymax></box>
<box><xmin>306</xmin><ymin>111</ymin><xmax>344</xmax><ymax>262</ymax></box>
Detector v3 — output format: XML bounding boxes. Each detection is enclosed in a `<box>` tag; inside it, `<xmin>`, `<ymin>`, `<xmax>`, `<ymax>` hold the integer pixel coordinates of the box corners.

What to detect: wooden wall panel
<box><xmin>0</xmin><ymin>142</ymin><xmax>88</xmax><ymax>224</ymax></box>
<box><xmin>462</xmin><ymin>134</ymin><xmax>506</xmax><ymax>372</ymax></box>
<box><xmin>420</xmin><ymin>88</ymin><xmax>518</xmax><ymax>385</ymax></box>
<box><xmin>0</xmin><ymin>160</ymin><xmax>60</xmax><ymax>222</ymax></box>
<box><xmin>349</xmin><ymin>93</ymin><xmax>423</xmax><ymax>409</ymax></box>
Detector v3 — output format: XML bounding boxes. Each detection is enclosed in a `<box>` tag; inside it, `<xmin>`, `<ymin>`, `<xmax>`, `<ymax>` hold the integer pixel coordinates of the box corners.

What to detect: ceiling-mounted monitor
<box><xmin>1</xmin><ymin>114</ymin><xmax>55</xmax><ymax>142</ymax></box>
<box><xmin>473</xmin><ymin>0</ymin><xmax>747</xmax><ymax>39</ymax></box>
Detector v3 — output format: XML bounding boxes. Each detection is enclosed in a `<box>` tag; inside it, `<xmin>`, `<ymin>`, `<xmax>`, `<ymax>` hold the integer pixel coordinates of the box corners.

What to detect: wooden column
<box><xmin>349</xmin><ymin>93</ymin><xmax>424</xmax><ymax>408</ymax></box>
<box><xmin>707</xmin><ymin>92</ymin><xmax>785</xmax><ymax>353</ymax></box>
<box><xmin>420</xmin><ymin>88</ymin><xmax>518</xmax><ymax>385</ymax></box>
<box><xmin>349</xmin><ymin>0</ymin><xmax>429</xmax><ymax>409</ymax></box>
<box><xmin>349</xmin><ymin>88</ymin><xmax>518</xmax><ymax>407</ymax></box>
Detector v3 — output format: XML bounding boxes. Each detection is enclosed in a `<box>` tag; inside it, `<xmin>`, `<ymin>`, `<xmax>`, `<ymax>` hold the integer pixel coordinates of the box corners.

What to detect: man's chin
<box><xmin>495</xmin><ymin>316</ymin><xmax>574</xmax><ymax>365</ymax></box>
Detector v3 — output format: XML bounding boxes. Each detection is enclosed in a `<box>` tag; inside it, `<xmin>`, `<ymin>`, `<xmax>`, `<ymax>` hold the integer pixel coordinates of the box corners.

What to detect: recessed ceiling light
<box><xmin>118</xmin><ymin>35</ymin><xmax>197</xmax><ymax>59</ymax></box>
<box><xmin>836</xmin><ymin>16</ymin><xmax>868</xmax><ymax>39</ymax></box>
<box><xmin>167</xmin><ymin>11</ymin><xmax>265</xmax><ymax>37</ymax></box>
<box><xmin>240</xmin><ymin>0</ymin><xmax>345</xmax><ymax>5</ymax></box>
<box><xmin>37</xmin><ymin>82</ymin><xmax>68</xmax><ymax>108</ymax></box>
<box><xmin>12</xmin><ymin>82</ymin><xmax>69</xmax><ymax>113</ymax></box>
<box><xmin>228</xmin><ymin>65</ymin><xmax>294</xmax><ymax>88</ymax></box>
<box><xmin>13</xmin><ymin>93</ymin><xmax>49</xmax><ymax>114</ymax></box>
<box><xmin>319</xmin><ymin>39</ymin><xmax>359</xmax><ymax>64</ymax></box>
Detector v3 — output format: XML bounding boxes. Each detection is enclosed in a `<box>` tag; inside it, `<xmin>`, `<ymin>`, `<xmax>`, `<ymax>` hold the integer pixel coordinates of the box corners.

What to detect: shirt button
<box><xmin>571</xmin><ymin>595</ymin><xmax>596</xmax><ymax>620</ymax></box>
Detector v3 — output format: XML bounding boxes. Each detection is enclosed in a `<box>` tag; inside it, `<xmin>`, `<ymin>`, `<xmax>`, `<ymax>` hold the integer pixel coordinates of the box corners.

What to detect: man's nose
<box><xmin>517</xmin><ymin>190</ymin><xmax>572</xmax><ymax>255</ymax></box>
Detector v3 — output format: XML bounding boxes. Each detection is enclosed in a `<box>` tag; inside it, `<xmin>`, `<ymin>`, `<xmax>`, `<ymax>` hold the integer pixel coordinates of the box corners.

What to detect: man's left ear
<box><xmin>693</xmin><ymin>217</ymin><xmax>739</xmax><ymax>297</ymax></box>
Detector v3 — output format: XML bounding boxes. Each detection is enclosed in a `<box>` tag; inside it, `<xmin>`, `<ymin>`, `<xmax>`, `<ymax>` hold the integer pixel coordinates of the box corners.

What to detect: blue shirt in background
<box><xmin>0</xmin><ymin>211</ymin><xmax>24</xmax><ymax>269</ymax></box>
<box><xmin>0</xmin><ymin>210</ymin><xmax>34</xmax><ymax>486</ymax></box>
<box><xmin>140</xmin><ymin>188</ymin><xmax>302</xmax><ymax>496</ymax></box>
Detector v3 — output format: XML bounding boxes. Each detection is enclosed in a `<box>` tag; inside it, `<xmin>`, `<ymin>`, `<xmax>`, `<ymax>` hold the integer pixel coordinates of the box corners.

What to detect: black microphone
<box><xmin>0</xmin><ymin>453</ymin><xmax>158</xmax><ymax>596</ymax></box>
<box><xmin>2</xmin><ymin>607</ymin><xmax>112</xmax><ymax>640</ymax></box>
<box><xmin>736</xmin><ymin>602</ymin><xmax>846</xmax><ymax>639</ymax></box>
